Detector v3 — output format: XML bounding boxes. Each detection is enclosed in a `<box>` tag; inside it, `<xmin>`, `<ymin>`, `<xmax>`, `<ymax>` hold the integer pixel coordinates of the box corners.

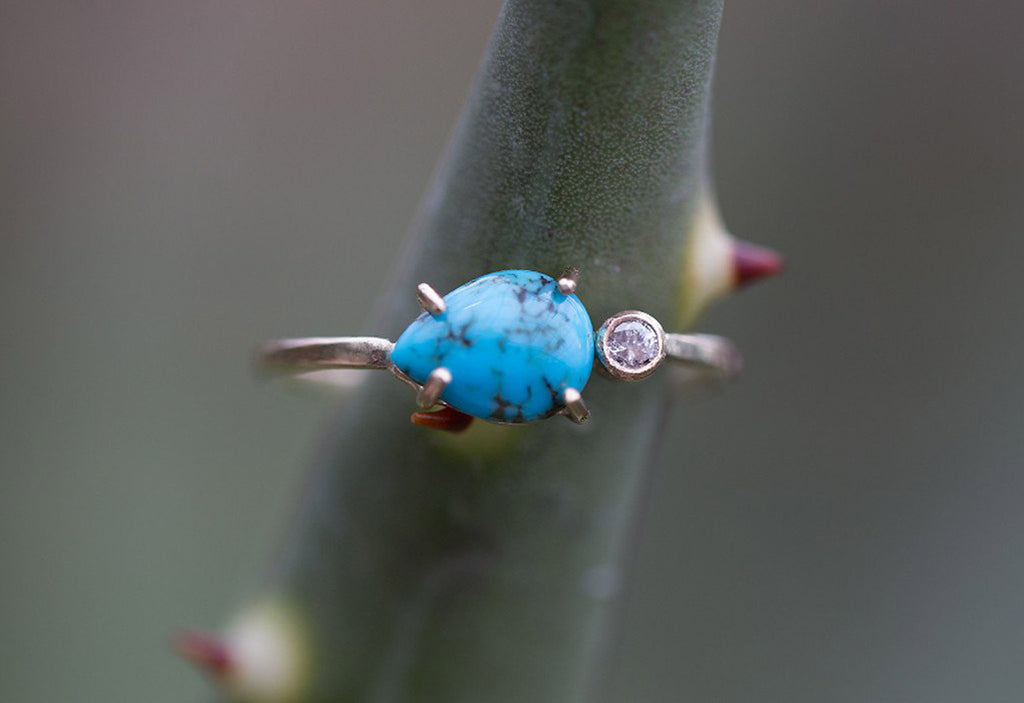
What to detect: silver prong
<box><xmin>417</xmin><ymin>367</ymin><xmax>452</xmax><ymax>408</ymax></box>
<box><xmin>416</xmin><ymin>283</ymin><xmax>446</xmax><ymax>316</ymax></box>
<box><xmin>561</xmin><ymin>387</ymin><xmax>589</xmax><ymax>424</ymax></box>
<box><xmin>557</xmin><ymin>268</ymin><xmax>579</xmax><ymax>296</ymax></box>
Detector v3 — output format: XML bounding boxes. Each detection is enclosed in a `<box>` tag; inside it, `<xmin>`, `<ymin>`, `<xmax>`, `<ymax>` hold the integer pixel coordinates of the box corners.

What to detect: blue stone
<box><xmin>391</xmin><ymin>270</ymin><xmax>595</xmax><ymax>422</ymax></box>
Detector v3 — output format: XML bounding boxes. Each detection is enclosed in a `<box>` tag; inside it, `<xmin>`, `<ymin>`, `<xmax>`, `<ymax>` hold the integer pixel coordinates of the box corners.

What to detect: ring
<box><xmin>256</xmin><ymin>269</ymin><xmax>741</xmax><ymax>426</ymax></box>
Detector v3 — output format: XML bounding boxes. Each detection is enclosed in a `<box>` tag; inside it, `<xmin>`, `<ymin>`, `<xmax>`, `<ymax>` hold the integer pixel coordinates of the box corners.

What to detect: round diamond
<box><xmin>606</xmin><ymin>319</ymin><xmax>660</xmax><ymax>369</ymax></box>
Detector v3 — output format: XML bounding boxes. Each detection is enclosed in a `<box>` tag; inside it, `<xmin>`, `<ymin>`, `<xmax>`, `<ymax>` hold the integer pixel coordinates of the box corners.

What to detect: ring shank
<box><xmin>255</xmin><ymin>337</ymin><xmax>394</xmax><ymax>373</ymax></box>
<box><xmin>255</xmin><ymin>334</ymin><xmax>741</xmax><ymax>381</ymax></box>
<box><xmin>663</xmin><ymin>334</ymin><xmax>743</xmax><ymax>379</ymax></box>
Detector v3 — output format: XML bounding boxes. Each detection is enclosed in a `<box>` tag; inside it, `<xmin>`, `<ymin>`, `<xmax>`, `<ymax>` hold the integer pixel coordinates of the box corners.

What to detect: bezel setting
<box><xmin>595</xmin><ymin>310</ymin><xmax>667</xmax><ymax>381</ymax></box>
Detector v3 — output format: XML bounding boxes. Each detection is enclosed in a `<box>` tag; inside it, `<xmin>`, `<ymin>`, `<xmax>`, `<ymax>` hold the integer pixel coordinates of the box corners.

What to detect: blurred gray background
<box><xmin>3</xmin><ymin>1</ymin><xmax>1023</xmax><ymax>701</ymax></box>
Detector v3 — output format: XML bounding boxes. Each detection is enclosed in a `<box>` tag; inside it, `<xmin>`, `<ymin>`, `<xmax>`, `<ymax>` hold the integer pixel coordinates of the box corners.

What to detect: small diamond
<box><xmin>606</xmin><ymin>319</ymin><xmax>660</xmax><ymax>369</ymax></box>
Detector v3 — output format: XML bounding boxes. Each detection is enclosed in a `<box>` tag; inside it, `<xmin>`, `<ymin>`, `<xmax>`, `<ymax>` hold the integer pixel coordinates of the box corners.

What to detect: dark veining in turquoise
<box><xmin>391</xmin><ymin>270</ymin><xmax>595</xmax><ymax>422</ymax></box>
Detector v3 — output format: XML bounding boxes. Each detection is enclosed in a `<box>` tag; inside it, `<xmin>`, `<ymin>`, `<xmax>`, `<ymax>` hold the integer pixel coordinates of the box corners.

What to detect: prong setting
<box><xmin>416</xmin><ymin>367</ymin><xmax>452</xmax><ymax>408</ymax></box>
<box><xmin>416</xmin><ymin>283</ymin><xmax>446</xmax><ymax>316</ymax></box>
<box><xmin>556</xmin><ymin>267</ymin><xmax>579</xmax><ymax>296</ymax></box>
<box><xmin>561</xmin><ymin>387</ymin><xmax>589</xmax><ymax>424</ymax></box>
<box><xmin>595</xmin><ymin>310</ymin><xmax>667</xmax><ymax>381</ymax></box>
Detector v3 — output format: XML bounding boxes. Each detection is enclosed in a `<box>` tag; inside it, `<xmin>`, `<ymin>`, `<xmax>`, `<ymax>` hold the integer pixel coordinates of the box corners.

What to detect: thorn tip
<box><xmin>173</xmin><ymin>629</ymin><xmax>233</xmax><ymax>678</ymax></box>
<box><xmin>411</xmin><ymin>406</ymin><xmax>474</xmax><ymax>432</ymax></box>
<box><xmin>732</xmin><ymin>240</ymin><xmax>784</xmax><ymax>289</ymax></box>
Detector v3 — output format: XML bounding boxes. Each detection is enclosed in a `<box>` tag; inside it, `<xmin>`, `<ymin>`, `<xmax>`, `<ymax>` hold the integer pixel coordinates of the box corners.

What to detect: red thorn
<box><xmin>732</xmin><ymin>240</ymin><xmax>784</xmax><ymax>288</ymax></box>
<box><xmin>173</xmin><ymin>629</ymin><xmax>233</xmax><ymax>677</ymax></box>
<box><xmin>411</xmin><ymin>406</ymin><xmax>474</xmax><ymax>433</ymax></box>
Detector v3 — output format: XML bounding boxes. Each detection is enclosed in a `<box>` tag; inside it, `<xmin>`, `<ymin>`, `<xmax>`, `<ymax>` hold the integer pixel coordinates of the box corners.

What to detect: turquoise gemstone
<box><xmin>391</xmin><ymin>270</ymin><xmax>595</xmax><ymax>422</ymax></box>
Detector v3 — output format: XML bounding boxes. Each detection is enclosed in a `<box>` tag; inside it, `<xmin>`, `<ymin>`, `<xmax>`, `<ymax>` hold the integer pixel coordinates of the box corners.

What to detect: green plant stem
<box><xmin>261</xmin><ymin>1</ymin><xmax>724</xmax><ymax>700</ymax></box>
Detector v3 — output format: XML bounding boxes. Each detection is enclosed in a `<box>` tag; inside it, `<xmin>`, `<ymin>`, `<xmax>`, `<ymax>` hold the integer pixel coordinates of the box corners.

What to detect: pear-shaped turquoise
<box><xmin>391</xmin><ymin>270</ymin><xmax>594</xmax><ymax>422</ymax></box>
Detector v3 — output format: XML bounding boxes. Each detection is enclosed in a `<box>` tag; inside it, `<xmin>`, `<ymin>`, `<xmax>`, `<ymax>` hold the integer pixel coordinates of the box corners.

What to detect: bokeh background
<box><xmin>3</xmin><ymin>2</ymin><xmax>1023</xmax><ymax>701</ymax></box>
